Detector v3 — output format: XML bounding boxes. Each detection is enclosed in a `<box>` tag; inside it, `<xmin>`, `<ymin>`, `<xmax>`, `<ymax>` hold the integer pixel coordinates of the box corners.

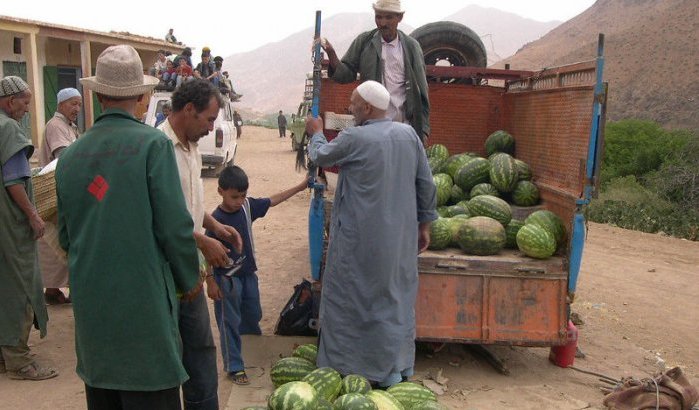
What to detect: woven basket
<box><xmin>32</xmin><ymin>170</ymin><xmax>57</xmax><ymax>220</ymax></box>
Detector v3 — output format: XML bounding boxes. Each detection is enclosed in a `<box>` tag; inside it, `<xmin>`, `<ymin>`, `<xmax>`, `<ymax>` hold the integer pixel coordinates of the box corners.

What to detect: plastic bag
<box><xmin>274</xmin><ymin>279</ymin><xmax>317</xmax><ymax>336</ymax></box>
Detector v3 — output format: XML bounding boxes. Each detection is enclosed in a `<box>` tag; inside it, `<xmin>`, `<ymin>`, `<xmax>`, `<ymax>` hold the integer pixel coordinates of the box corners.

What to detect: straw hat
<box><xmin>372</xmin><ymin>0</ymin><xmax>404</xmax><ymax>14</ymax></box>
<box><xmin>80</xmin><ymin>45</ymin><xmax>158</xmax><ymax>97</ymax></box>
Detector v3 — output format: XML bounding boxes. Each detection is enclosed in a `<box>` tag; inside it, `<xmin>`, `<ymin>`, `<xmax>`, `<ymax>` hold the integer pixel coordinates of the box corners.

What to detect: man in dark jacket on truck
<box><xmin>320</xmin><ymin>0</ymin><xmax>430</xmax><ymax>143</ymax></box>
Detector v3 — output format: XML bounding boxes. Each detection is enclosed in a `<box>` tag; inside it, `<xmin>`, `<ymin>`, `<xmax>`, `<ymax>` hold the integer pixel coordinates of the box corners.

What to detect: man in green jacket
<box><xmin>0</xmin><ymin>76</ymin><xmax>57</xmax><ymax>381</ymax></box>
<box><xmin>320</xmin><ymin>0</ymin><xmax>430</xmax><ymax>142</ymax></box>
<box><xmin>56</xmin><ymin>45</ymin><xmax>200</xmax><ymax>410</ymax></box>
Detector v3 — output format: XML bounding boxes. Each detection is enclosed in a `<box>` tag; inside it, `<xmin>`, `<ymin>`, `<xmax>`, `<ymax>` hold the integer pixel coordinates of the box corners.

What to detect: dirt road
<box><xmin>2</xmin><ymin>126</ymin><xmax>697</xmax><ymax>409</ymax></box>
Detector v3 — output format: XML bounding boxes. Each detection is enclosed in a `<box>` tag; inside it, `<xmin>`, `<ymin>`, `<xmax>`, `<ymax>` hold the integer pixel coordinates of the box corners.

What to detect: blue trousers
<box><xmin>179</xmin><ymin>291</ymin><xmax>219</xmax><ymax>410</ymax></box>
<box><xmin>213</xmin><ymin>273</ymin><xmax>262</xmax><ymax>374</ymax></box>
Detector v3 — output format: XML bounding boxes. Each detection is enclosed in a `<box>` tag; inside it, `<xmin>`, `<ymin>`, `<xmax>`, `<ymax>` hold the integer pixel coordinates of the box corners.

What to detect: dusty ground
<box><xmin>2</xmin><ymin>126</ymin><xmax>697</xmax><ymax>409</ymax></box>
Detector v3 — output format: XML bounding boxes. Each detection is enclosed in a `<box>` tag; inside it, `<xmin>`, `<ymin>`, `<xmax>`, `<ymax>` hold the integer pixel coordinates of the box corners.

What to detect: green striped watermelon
<box><xmin>436</xmin><ymin>206</ymin><xmax>450</xmax><ymax>218</ymax></box>
<box><xmin>341</xmin><ymin>374</ymin><xmax>372</xmax><ymax>395</ymax></box>
<box><xmin>470</xmin><ymin>183</ymin><xmax>499</xmax><ymax>199</ymax></box>
<box><xmin>456</xmin><ymin>216</ymin><xmax>507</xmax><ymax>256</ymax></box>
<box><xmin>365</xmin><ymin>390</ymin><xmax>405</xmax><ymax>410</ymax></box>
<box><xmin>485</xmin><ymin>130</ymin><xmax>515</xmax><ymax>156</ymax></box>
<box><xmin>317</xmin><ymin>398</ymin><xmax>334</xmax><ymax>410</ymax></box>
<box><xmin>445</xmin><ymin>204</ymin><xmax>468</xmax><ymax>217</ymax></box>
<box><xmin>516</xmin><ymin>224</ymin><xmax>556</xmax><ymax>259</ymax></box>
<box><xmin>454</xmin><ymin>157</ymin><xmax>490</xmax><ymax>192</ymax></box>
<box><xmin>386</xmin><ymin>383</ymin><xmax>437</xmax><ymax>409</ymax></box>
<box><xmin>467</xmin><ymin>195</ymin><xmax>512</xmax><ymax>226</ymax></box>
<box><xmin>271</xmin><ymin>357</ymin><xmax>316</xmax><ymax>387</ymax></box>
<box><xmin>443</xmin><ymin>154</ymin><xmax>474</xmax><ymax>179</ymax></box>
<box><xmin>268</xmin><ymin>381</ymin><xmax>319</xmax><ymax>410</ymax></box>
<box><xmin>433</xmin><ymin>173</ymin><xmax>453</xmax><ymax>207</ymax></box>
<box><xmin>292</xmin><ymin>344</ymin><xmax>318</xmax><ymax>364</ymax></box>
<box><xmin>456</xmin><ymin>199</ymin><xmax>470</xmax><ymax>209</ymax></box>
<box><xmin>505</xmin><ymin>219</ymin><xmax>525</xmax><ymax>249</ymax></box>
<box><xmin>512</xmin><ymin>180</ymin><xmax>540</xmax><ymax>206</ymax></box>
<box><xmin>428</xmin><ymin>156</ymin><xmax>446</xmax><ymax>175</ymax></box>
<box><xmin>514</xmin><ymin>159</ymin><xmax>532</xmax><ymax>180</ymax></box>
<box><xmin>428</xmin><ymin>218</ymin><xmax>452</xmax><ymax>250</ymax></box>
<box><xmin>448</xmin><ymin>217</ymin><xmax>470</xmax><ymax>246</ymax></box>
<box><xmin>412</xmin><ymin>401</ymin><xmax>449</xmax><ymax>410</ymax></box>
<box><xmin>302</xmin><ymin>367</ymin><xmax>342</xmax><ymax>402</ymax></box>
<box><xmin>333</xmin><ymin>393</ymin><xmax>378</xmax><ymax>410</ymax></box>
<box><xmin>489</xmin><ymin>153</ymin><xmax>518</xmax><ymax>193</ymax></box>
<box><xmin>449</xmin><ymin>184</ymin><xmax>467</xmax><ymax>204</ymax></box>
<box><xmin>425</xmin><ymin>144</ymin><xmax>449</xmax><ymax>161</ymax></box>
<box><xmin>525</xmin><ymin>210</ymin><xmax>566</xmax><ymax>246</ymax></box>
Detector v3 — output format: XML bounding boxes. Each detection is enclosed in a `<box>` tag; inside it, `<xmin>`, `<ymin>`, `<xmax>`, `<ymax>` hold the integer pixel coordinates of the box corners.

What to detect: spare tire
<box><xmin>410</xmin><ymin>21</ymin><xmax>487</xmax><ymax>83</ymax></box>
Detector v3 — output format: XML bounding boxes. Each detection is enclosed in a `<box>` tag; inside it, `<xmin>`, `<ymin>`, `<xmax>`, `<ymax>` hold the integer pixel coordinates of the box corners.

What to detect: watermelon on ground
<box><xmin>317</xmin><ymin>398</ymin><xmax>334</xmax><ymax>410</ymax></box>
<box><xmin>485</xmin><ymin>130</ymin><xmax>515</xmax><ymax>156</ymax></box>
<box><xmin>268</xmin><ymin>381</ymin><xmax>319</xmax><ymax>410</ymax></box>
<box><xmin>512</xmin><ymin>180</ymin><xmax>540</xmax><ymax>206</ymax></box>
<box><xmin>292</xmin><ymin>344</ymin><xmax>318</xmax><ymax>364</ymax></box>
<box><xmin>470</xmin><ymin>183</ymin><xmax>499</xmax><ymax>199</ymax></box>
<box><xmin>445</xmin><ymin>204</ymin><xmax>468</xmax><ymax>217</ymax></box>
<box><xmin>449</xmin><ymin>184</ymin><xmax>467</xmax><ymax>204</ymax></box>
<box><xmin>426</xmin><ymin>144</ymin><xmax>449</xmax><ymax>161</ymax></box>
<box><xmin>428</xmin><ymin>156</ymin><xmax>446</xmax><ymax>175</ymax></box>
<box><xmin>456</xmin><ymin>200</ymin><xmax>470</xmax><ymax>209</ymax></box>
<box><xmin>454</xmin><ymin>157</ymin><xmax>490</xmax><ymax>192</ymax></box>
<box><xmin>366</xmin><ymin>390</ymin><xmax>405</xmax><ymax>410</ymax></box>
<box><xmin>467</xmin><ymin>195</ymin><xmax>512</xmax><ymax>226</ymax></box>
<box><xmin>456</xmin><ymin>216</ymin><xmax>507</xmax><ymax>256</ymax></box>
<box><xmin>386</xmin><ymin>383</ymin><xmax>437</xmax><ymax>409</ymax></box>
<box><xmin>443</xmin><ymin>154</ymin><xmax>474</xmax><ymax>179</ymax></box>
<box><xmin>489</xmin><ymin>153</ymin><xmax>518</xmax><ymax>193</ymax></box>
<box><xmin>517</xmin><ymin>224</ymin><xmax>556</xmax><ymax>259</ymax></box>
<box><xmin>412</xmin><ymin>401</ymin><xmax>449</xmax><ymax>410</ymax></box>
<box><xmin>302</xmin><ymin>367</ymin><xmax>342</xmax><ymax>402</ymax></box>
<box><xmin>428</xmin><ymin>218</ymin><xmax>452</xmax><ymax>250</ymax></box>
<box><xmin>505</xmin><ymin>219</ymin><xmax>525</xmax><ymax>249</ymax></box>
<box><xmin>436</xmin><ymin>206</ymin><xmax>450</xmax><ymax>218</ymax></box>
<box><xmin>340</xmin><ymin>374</ymin><xmax>372</xmax><ymax>395</ymax></box>
<box><xmin>333</xmin><ymin>393</ymin><xmax>378</xmax><ymax>410</ymax></box>
<box><xmin>525</xmin><ymin>210</ymin><xmax>566</xmax><ymax>246</ymax></box>
<box><xmin>433</xmin><ymin>173</ymin><xmax>453</xmax><ymax>207</ymax></box>
<box><xmin>514</xmin><ymin>159</ymin><xmax>532</xmax><ymax>180</ymax></box>
<box><xmin>271</xmin><ymin>357</ymin><xmax>316</xmax><ymax>387</ymax></box>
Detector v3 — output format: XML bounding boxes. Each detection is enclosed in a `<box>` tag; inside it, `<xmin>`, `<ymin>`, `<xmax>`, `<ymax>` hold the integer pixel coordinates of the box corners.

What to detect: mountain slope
<box><xmin>495</xmin><ymin>0</ymin><xmax>699</xmax><ymax>131</ymax></box>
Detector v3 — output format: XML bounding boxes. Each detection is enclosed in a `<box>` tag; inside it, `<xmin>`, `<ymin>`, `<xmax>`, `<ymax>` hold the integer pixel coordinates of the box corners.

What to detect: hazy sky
<box><xmin>4</xmin><ymin>0</ymin><xmax>596</xmax><ymax>57</ymax></box>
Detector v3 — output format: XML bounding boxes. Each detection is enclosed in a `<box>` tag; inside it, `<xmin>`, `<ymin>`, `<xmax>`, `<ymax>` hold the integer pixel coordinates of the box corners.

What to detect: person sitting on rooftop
<box><xmin>165</xmin><ymin>28</ymin><xmax>182</xmax><ymax>45</ymax></box>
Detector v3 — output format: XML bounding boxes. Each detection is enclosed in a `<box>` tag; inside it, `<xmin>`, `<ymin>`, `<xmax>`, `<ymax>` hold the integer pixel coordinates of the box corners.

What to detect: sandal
<box><xmin>229</xmin><ymin>370</ymin><xmax>249</xmax><ymax>385</ymax></box>
<box><xmin>44</xmin><ymin>290</ymin><xmax>71</xmax><ymax>305</ymax></box>
<box><xmin>7</xmin><ymin>362</ymin><xmax>58</xmax><ymax>381</ymax></box>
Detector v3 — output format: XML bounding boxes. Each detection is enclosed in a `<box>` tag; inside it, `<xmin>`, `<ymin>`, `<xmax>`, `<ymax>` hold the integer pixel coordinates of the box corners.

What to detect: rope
<box><xmin>568</xmin><ymin>365</ymin><xmax>620</xmax><ymax>384</ymax></box>
<box><xmin>649</xmin><ymin>375</ymin><xmax>660</xmax><ymax>410</ymax></box>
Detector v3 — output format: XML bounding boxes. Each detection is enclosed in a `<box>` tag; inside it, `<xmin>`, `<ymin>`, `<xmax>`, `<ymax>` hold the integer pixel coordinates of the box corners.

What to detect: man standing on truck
<box><xmin>320</xmin><ymin>0</ymin><xmax>430</xmax><ymax>143</ymax></box>
<box><xmin>305</xmin><ymin>80</ymin><xmax>437</xmax><ymax>387</ymax></box>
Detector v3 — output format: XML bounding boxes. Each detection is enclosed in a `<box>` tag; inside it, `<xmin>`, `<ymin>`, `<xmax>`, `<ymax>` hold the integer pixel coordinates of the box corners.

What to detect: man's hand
<box><xmin>197</xmin><ymin>234</ymin><xmax>232</xmax><ymax>268</ymax></box>
<box><xmin>181</xmin><ymin>280</ymin><xmax>203</xmax><ymax>302</ymax></box>
<box><xmin>30</xmin><ymin>214</ymin><xmax>45</xmax><ymax>239</ymax></box>
<box><xmin>305</xmin><ymin>116</ymin><xmax>324</xmax><ymax>136</ymax></box>
<box><xmin>205</xmin><ymin>276</ymin><xmax>222</xmax><ymax>301</ymax></box>
<box><xmin>213</xmin><ymin>223</ymin><xmax>243</xmax><ymax>254</ymax></box>
<box><xmin>418</xmin><ymin>222</ymin><xmax>431</xmax><ymax>254</ymax></box>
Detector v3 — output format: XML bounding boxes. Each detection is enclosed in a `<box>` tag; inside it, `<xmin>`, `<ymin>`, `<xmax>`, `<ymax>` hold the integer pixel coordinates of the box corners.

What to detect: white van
<box><xmin>144</xmin><ymin>92</ymin><xmax>238</xmax><ymax>172</ymax></box>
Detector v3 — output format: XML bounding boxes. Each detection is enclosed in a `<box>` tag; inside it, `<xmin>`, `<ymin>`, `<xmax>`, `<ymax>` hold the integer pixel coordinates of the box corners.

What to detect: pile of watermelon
<box><xmin>243</xmin><ymin>343</ymin><xmax>449</xmax><ymax>410</ymax></box>
<box><xmin>426</xmin><ymin>131</ymin><xmax>566</xmax><ymax>259</ymax></box>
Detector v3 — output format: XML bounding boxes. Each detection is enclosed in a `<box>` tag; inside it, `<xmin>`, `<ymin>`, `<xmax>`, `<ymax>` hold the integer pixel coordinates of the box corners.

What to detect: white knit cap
<box><xmin>356</xmin><ymin>80</ymin><xmax>390</xmax><ymax>110</ymax></box>
<box><xmin>57</xmin><ymin>88</ymin><xmax>81</xmax><ymax>104</ymax></box>
<box><xmin>0</xmin><ymin>76</ymin><xmax>29</xmax><ymax>97</ymax></box>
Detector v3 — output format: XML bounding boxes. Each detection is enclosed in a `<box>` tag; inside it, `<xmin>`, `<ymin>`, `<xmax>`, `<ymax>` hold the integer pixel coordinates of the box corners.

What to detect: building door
<box><xmin>44</xmin><ymin>66</ymin><xmax>85</xmax><ymax>132</ymax></box>
<box><xmin>2</xmin><ymin>61</ymin><xmax>31</xmax><ymax>136</ymax></box>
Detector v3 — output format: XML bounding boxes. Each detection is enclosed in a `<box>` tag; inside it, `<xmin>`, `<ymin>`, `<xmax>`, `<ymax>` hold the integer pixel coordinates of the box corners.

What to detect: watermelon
<box><xmin>505</xmin><ymin>219</ymin><xmax>525</xmax><ymax>249</ymax></box>
<box><xmin>443</xmin><ymin>154</ymin><xmax>473</xmax><ymax>179</ymax></box>
<box><xmin>467</xmin><ymin>195</ymin><xmax>512</xmax><ymax>226</ymax></box>
<box><xmin>341</xmin><ymin>374</ymin><xmax>372</xmax><ymax>395</ymax></box>
<box><xmin>470</xmin><ymin>183</ymin><xmax>499</xmax><ymax>199</ymax></box>
<box><xmin>516</xmin><ymin>224</ymin><xmax>556</xmax><ymax>259</ymax></box>
<box><xmin>456</xmin><ymin>199</ymin><xmax>470</xmax><ymax>209</ymax></box>
<box><xmin>428</xmin><ymin>218</ymin><xmax>452</xmax><ymax>250</ymax></box>
<box><xmin>448</xmin><ymin>216</ymin><xmax>470</xmax><ymax>245</ymax></box>
<box><xmin>514</xmin><ymin>159</ymin><xmax>532</xmax><ymax>180</ymax></box>
<box><xmin>318</xmin><ymin>398</ymin><xmax>334</xmax><ymax>410</ymax></box>
<box><xmin>489</xmin><ymin>153</ymin><xmax>518</xmax><ymax>193</ymax></box>
<box><xmin>525</xmin><ymin>210</ymin><xmax>566</xmax><ymax>246</ymax></box>
<box><xmin>426</xmin><ymin>144</ymin><xmax>449</xmax><ymax>161</ymax></box>
<box><xmin>485</xmin><ymin>130</ymin><xmax>515</xmax><ymax>156</ymax></box>
<box><xmin>271</xmin><ymin>357</ymin><xmax>316</xmax><ymax>387</ymax></box>
<box><xmin>333</xmin><ymin>393</ymin><xmax>378</xmax><ymax>410</ymax></box>
<box><xmin>386</xmin><ymin>383</ymin><xmax>437</xmax><ymax>409</ymax></box>
<box><xmin>454</xmin><ymin>157</ymin><xmax>490</xmax><ymax>192</ymax></box>
<box><xmin>240</xmin><ymin>408</ymin><xmax>267</xmax><ymax>410</ymax></box>
<box><xmin>268</xmin><ymin>381</ymin><xmax>319</xmax><ymax>410</ymax></box>
<box><xmin>512</xmin><ymin>180</ymin><xmax>540</xmax><ymax>206</ymax></box>
<box><xmin>449</xmin><ymin>184</ymin><xmax>467</xmax><ymax>204</ymax></box>
<box><xmin>292</xmin><ymin>344</ymin><xmax>318</xmax><ymax>364</ymax></box>
<box><xmin>456</xmin><ymin>216</ymin><xmax>507</xmax><ymax>256</ymax></box>
<box><xmin>428</xmin><ymin>156</ymin><xmax>446</xmax><ymax>175</ymax></box>
<box><xmin>302</xmin><ymin>367</ymin><xmax>342</xmax><ymax>402</ymax></box>
<box><xmin>436</xmin><ymin>206</ymin><xmax>450</xmax><ymax>218</ymax></box>
<box><xmin>366</xmin><ymin>390</ymin><xmax>405</xmax><ymax>410</ymax></box>
<box><xmin>412</xmin><ymin>401</ymin><xmax>449</xmax><ymax>410</ymax></box>
<box><xmin>451</xmin><ymin>214</ymin><xmax>470</xmax><ymax>220</ymax></box>
<box><xmin>433</xmin><ymin>173</ymin><xmax>453</xmax><ymax>207</ymax></box>
<box><xmin>445</xmin><ymin>204</ymin><xmax>467</xmax><ymax>217</ymax></box>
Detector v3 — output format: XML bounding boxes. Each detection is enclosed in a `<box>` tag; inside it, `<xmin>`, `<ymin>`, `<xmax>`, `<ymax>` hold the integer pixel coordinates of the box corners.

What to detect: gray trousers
<box><xmin>0</xmin><ymin>303</ymin><xmax>34</xmax><ymax>371</ymax></box>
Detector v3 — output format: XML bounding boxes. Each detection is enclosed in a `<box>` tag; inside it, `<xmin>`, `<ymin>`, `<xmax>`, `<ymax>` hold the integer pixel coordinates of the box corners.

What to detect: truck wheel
<box><xmin>410</xmin><ymin>21</ymin><xmax>487</xmax><ymax>84</ymax></box>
